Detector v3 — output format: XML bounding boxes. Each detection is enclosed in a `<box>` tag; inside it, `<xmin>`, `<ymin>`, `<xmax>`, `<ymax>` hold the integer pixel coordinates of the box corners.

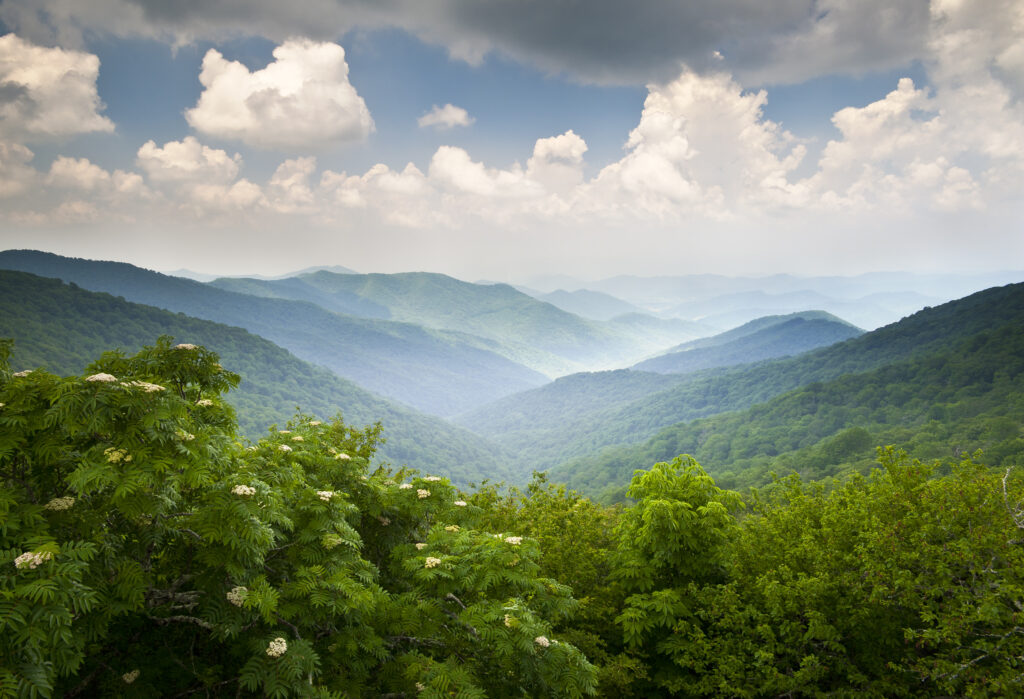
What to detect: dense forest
<box><xmin>3</xmin><ymin>340</ymin><xmax>1023</xmax><ymax>696</ymax></box>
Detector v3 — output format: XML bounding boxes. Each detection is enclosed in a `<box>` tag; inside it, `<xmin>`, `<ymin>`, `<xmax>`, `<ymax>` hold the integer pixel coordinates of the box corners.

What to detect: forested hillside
<box><xmin>0</xmin><ymin>250</ymin><xmax>546</xmax><ymax>415</ymax></box>
<box><xmin>461</xmin><ymin>283</ymin><xmax>1024</xmax><ymax>477</ymax></box>
<box><xmin>0</xmin><ymin>270</ymin><xmax>512</xmax><ymax>483</ymax></box>
<box><xmin>633</xmin><ymin>312</ymin><xmax>863</xmax><ymax>374</ymax></box>
<box><xmin>554</xmin><ymin>288</ymin><xmax>1024</xmax><ymax>500</ymax></box>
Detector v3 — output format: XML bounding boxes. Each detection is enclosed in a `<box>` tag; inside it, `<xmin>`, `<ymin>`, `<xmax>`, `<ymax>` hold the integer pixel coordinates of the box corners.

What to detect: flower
<box><xmin>104</xmin><ymin>447</ymin><xmax>132</xmax><ymax>464</ymax></box>
<box><xmin>417</xmin><ymin>489</ymin><xmax>431</xmax><ymax>499</ymax></box>
<box><xmin>399</xmin><ymin>483</ymin><xmax>413</xmax><ymax>490</ymax></box>
<box><xmin>278</xmin><ymin>430</ymin><xmax>291</xmax><ymax>434</ymax></box>
<box><xmin>279</xmin><ymin>444</ymin><xmax>292</xmax><ymax>452</ymax></box>
<box><xmin>177</xmin><ymin>430</ymin><xmax>195</xmax><ymax>441</ymax></box>
<box><xmin>416</xmin><ymin>682</ymin><xmax>426</xmax><ymax>692</ymax></box>
<box><xmin>291</xmin><ymin>435</ymin><xmax>303</xmax><ymax>442</ymax></box>
<box><xmin>444</xmin><ymin>525</ymin><xmax>460</xmax><ymax>532</ymax></box>
<box><xmin>197</xmin><ymin>399</ymin><xmax>213</xmax><ymax>407</ymax></box>
<box><xmin>232</xmin><ymin>484</ymin><xmax>256</xmax><ymax>497</ymax></box>
<box><xmin>13</xmin><ymin>370</ymin><xmax>32</xmax><ymax>377</ymax></box>
<box><xmin>127</xmin><ymin>380</ymin><xmax>164</xmax><ymax>392</ymax></box>
<box><xmin>335</xmin><ymin>452</ymin><xmax>351</xmax><ymax>461</ymax></box>
<box><xmin>122</xmin><ymin>669</ymin><xmax>140</xmax><ymax>684</ymax></box>
<box><xmin>14</xmin><ymin>551</ymin><xmax>53</xmax><ymax>569</ymax></box>
<box><xmin>44</xmin><ymin>496</ymin><xmax>75</xmax><ymax>511</ymax></box>
<box><xmin>266</xmin><ymin>637</ymin><xmax>288</xmax><ymax>657</ymax></box>
<box><xmin>317</xmin><ymin>490</ymin><xmax>334</xmax><ymax>501</ymax></box>
<box><xmin>415</xmin><ymin>543</ymin><xmax>427</xmax><ymax>550</ymax></box>
<box><xmin>504</xmin><ymin>536</ymin><xmax>522</xmax><ymax>545</ymax></box>
<box><xmin>453</xmin><ymin>500</ymin><xmax>467</xmax><ymax>507</ymax></box>
<box><xmin>534</xmin><ymin>635</ymin><xmax>550</xmax><ymax>648</ymax></box>
<box><xmin>85</xmin><ymin>372</ymin><xmax>117</xmax><ymax>382</ymax></box>
<box><xmin>424</xmin><ymin>557</ymin><xmax>442</xmax><ymax>569</ymax></box>
<box><xmin>173</xmin><ymin>343</ymin><xmax>197</xmax><ymax>350</ymax></box>
<box><xmin>226</xmin><ymin>586</ymin><xmax>247</xmax><ymax>606</ymax></box>
<box><xmin>377</xmin><ymin>516</ymin><xmax>391</xmax><ymax>526</ymax></box>
<box><xmin>423</xmin><ymin>476</ymin><xmax>442</xmax><ymax>482</ymax></box>
<box><xmin>309</xmin><ymin>420</ymin><xmax>321</xmax><ymax>426</ymax></box>
<box><xmin>504</xmin><ymin>614</ymin><xmax>514</xmax><ymax>628</ymax></box>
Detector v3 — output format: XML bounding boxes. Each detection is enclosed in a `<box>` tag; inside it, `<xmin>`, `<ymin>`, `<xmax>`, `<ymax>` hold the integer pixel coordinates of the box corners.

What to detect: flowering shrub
<box><xmin>0</xmin><ymin>337</ymin><xmax>596</xmax><ymax>698</ymax></box>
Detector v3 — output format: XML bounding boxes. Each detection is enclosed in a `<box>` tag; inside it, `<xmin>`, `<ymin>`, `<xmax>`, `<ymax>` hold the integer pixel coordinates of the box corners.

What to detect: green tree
<box><xmin>0</xmin><ymin>337</ymin><xmax>596</xmax><ymax>697</ymax></box>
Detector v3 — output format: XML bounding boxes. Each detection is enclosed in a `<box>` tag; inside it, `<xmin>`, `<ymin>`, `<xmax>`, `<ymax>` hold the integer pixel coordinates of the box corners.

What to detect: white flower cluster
<box><xmin>417</xmin><ymin>489</ymin><xmax>431</xmax><ymax>499</ymax></box>
<box><xmin>13</xmin><ymin>369</ymin><xmax>32</xmax><ymax>377</ymax></box>
<box><xmin>197</xmin><ymin>399</ymin><xmax>213</xmax><ymax>407</ymax></box>
<box><xmin>173</xmin><ymin>343</ymin><xmax>198</xmax><ymax>350</ymax></box>
<box><xmin>453</xmin><ymin>500</ymin><xmax>467</xmax><ymax>507</ymax></box>
<box><xmin>226</xmin><ymin>586</ymin><xmax>248</xmax><ymax>607</ymax></box>
<box><xmin>278</xmin><ymin>430</ymin><xmax>291</xmax><ymax>434</ymax></box>
<box><xmin>232</xmin><ymin>484</ymin><xmax>256</xmax><ymax>497</ymax></box>
<box><xmin>266</xmin><ymin>637</ymin><xmax>288</xmax><ymax>657</ymax></box>
<box><xmin>125</xmin><ymin>380</ymin><xmax>164</xmax><ymax>392</ymax></box>
<box><xmin>444</xmin><ymin>525</ymin><xmax>460</xmax><ymax>533</ymax></box>
<box><xmin>377</xmin><ymin>516</ymin><xmax>391</xmax><ymax>526</ymax></box>
<box><xmin>534</xmin><ymin>635</ymin><xmax>550</xmax><ymax>648</ymax></box>
<box><xmin>122</xmin><ymin>669</ymin><xmax>140</xmax><ymax>684</ymax></box>
<box><xmin>416</xmin><ymin>683</ymin><xmax>426</xmax><ymax>692</ymax></box>
<box><xmin>177</xmin><ymin>430</ymin><xmax>195</xmax><ymax>441</ymax></box>
<box><xmin>399</xmin><ymin>483</ymin><xmax>413</xmax><ymax>490</ymax></box>
<box><xmin>415</xmin><ymin>543</ymin><xmax>427</xmax><ymax>550</ymax></box>
<box><xmin>44</xmin><ymin>496</ymin><xmax>75</xmax><ymax>511</ymax></box>
<box><xmin>85</xmin><ymin>372</ymin><xmax>117</xmax><ymax>382</ymax></box>
<box><xmin>504</xmin><ymin>614</ymin><xmax>514</xmax><ymax>628</ymax></box>
<box><xmin>14</xmin><ymin>550</ymin><xmax>53</xmax><ymax>569</ymax></box>
<box><xmin>423</xmin><ymin>476</ymin><xmax>442</xmax><ymax>482</ymax></box>
<box><xmin>279</xmin><ymin>444</ymin><xmax>292</xmax><ymax>452</ymax></box>
<box><xmin>317</xmin><ymin>490</ymin><xmax>334</xmax><ymax>501</ymax></box>
<box><xmin>291</xmin><ymin>435</ymin><xmax>303</xmax><ymax>442</ymax></box>
<box><xmin>309</xmin><ymin>421</ymin><xmax>321</xmax><ymax>426</ymax></box>
<box><xmin>424</xmin><ymin>557</ymin><xmax>441</xmax><ymax>569</ymax></box>
<box><xmin>504</xmin><ymin>536</ymin><xmax>522</xmax><ymax>545</ymax></box>
<box><xmin>335</xmin><ymin>452</ymin><xmax>351</xmax><ymax>461</ymax></box>
<box><xmin>104</xmin><ymin>447</ymin><xmax>132</xmax><ymax>464</ymax></box>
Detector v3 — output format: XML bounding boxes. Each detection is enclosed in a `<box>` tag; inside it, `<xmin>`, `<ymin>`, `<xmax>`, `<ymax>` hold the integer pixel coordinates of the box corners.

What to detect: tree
<box><xmin>0</xmin><ymin>338</ymin><xmax>596</xmax><ymax>697</ymax></box>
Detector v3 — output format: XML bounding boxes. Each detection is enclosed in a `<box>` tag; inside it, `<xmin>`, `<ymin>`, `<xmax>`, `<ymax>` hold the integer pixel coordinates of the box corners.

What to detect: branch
<box><xmin>276</xmin><ymin>615</ymin><xmax>302</xmax><ymax>640</ymax></box>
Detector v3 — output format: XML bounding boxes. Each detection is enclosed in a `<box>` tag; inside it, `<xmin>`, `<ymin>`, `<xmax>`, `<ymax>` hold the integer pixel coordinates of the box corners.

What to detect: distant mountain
<box><xmin>0</xmin><ymin>270</ymin><xmax>511</xmax><ymax>484</ymax></box>
<box><xmin>633</xmin><ymin>312</ymin><xmax>863</xmax><ymax>374</ymax></box>
<box><xmin>169</xmin><ymin>264</ymin><xmax>358</xmax><ymax>283</ymax></box>
<box><xmin>459</xmin><ymin>282</ymin><xmax>1024</xmax><ymax>476</ymax></box>
<box><xmin>211</xmin><ymin>270</ymin><xmax>662</xmax><ymax>376</ymax></box>
<box><xmin>552</xmin><ymin>286</ymin><xmax>1024</xmax><ymax>499</ymax></box>
<box><xmin>537</xmin><ymin>289</ymin><xmax>643</xmax><ymax>321</ymax></box>
<box><xmin>0</xmin><ymin>250</ymin><xmax>545</xmax><ymax>416</ymax></box>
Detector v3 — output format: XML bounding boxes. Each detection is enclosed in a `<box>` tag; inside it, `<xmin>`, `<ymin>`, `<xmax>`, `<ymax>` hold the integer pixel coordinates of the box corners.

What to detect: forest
<box><xmin>2</xmin><ymin>339</ymin><xmax>1023</xmax><ymax>697</ymax></box>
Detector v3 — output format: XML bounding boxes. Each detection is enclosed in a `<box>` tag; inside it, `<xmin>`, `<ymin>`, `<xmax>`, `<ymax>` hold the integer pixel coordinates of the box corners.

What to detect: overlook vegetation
<box><xmin>3</xmin><ymin>340</ymin><xmax>1023</xmax><ymax>697</ymax></box>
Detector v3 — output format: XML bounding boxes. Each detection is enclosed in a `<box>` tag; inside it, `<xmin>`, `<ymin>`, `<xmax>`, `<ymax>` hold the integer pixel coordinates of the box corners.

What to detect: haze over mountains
<box><xmin>2</xmin><ymin>248</ymin><xmax>1021</xmax><ymax>496</ymax></box>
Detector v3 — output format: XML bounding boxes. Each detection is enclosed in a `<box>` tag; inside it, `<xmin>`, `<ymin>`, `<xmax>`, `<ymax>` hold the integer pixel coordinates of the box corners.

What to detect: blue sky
<box><xmin>0</xmin><ymin>1</ymin><xmax>1021</xmax><ymax>282</ymax></box>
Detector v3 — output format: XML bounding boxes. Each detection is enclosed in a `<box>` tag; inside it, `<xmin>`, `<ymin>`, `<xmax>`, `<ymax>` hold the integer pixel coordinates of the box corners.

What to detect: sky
<box><xmin>0</xmin><ymin>0</ymin><xmax>1021</xmax><ymax>283</ymax></box>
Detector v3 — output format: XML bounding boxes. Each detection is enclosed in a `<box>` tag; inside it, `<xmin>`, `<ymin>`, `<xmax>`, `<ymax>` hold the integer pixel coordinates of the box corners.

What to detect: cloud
<box><xmin>0</xmin><ymin>0</ymin><xmax>954</xmax><ymax>87</ymax></box>
<box><xmin>136</xmin><ymin>136</ymin><xmax>241</xmax><ymax>184</ymax></box>
<box><xmin>185</xmin><ymin>38</ymin><xmax>374</xmax><ymax>150</ymax></box>
<box><xmin>0</xmin><ymin>33</ymin><xmax>114</xmax><ymax>140</ymax></box>
<box><xmin>418</xmin><ymin>103</ymin><xmax>475</xmax><ymax>130</ymax></box>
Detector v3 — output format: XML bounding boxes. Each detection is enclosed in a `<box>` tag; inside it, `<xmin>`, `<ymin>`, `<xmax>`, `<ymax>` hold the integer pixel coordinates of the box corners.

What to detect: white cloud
<box><xmin>0</xmin><ymin>33</ymin><xmax>114</xmax><ymax>140</ymax></box>
<box><xmin>136</xmin><ymin>136</ymin><xmax>241</xmax><ymax>184</ymax></box>
<box><xmin>46</xmin><ymin>156</ymin><xmax>111</xmax><ymax>190</ymax></box>
<box><xmin>0</xmin><ymin>141</ymin><xmax>38</xmax><ymax>197</ymax></box>
<box><xmin>185</xmin><ymin>38</ymin><xmax>373</xmax><ymax>150</ymax></box>
<box><xmin>418</xmin><ymin>103</ymin><xmax>475</xmax><ymax>130</ymax></box>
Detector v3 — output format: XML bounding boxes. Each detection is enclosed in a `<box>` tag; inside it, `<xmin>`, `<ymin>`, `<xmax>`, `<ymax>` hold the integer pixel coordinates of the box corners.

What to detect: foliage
<box><xmin>0</xmin><ymin>338</ymin><xmax>596</xmax><ymax>697</ymax></box>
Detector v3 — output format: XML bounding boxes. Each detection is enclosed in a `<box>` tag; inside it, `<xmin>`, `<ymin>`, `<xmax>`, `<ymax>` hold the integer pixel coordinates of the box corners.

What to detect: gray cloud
<box><xmin>1</xmin><ymin>0</ymin><xmax>933</xmax><ymax>86</ymax></box>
